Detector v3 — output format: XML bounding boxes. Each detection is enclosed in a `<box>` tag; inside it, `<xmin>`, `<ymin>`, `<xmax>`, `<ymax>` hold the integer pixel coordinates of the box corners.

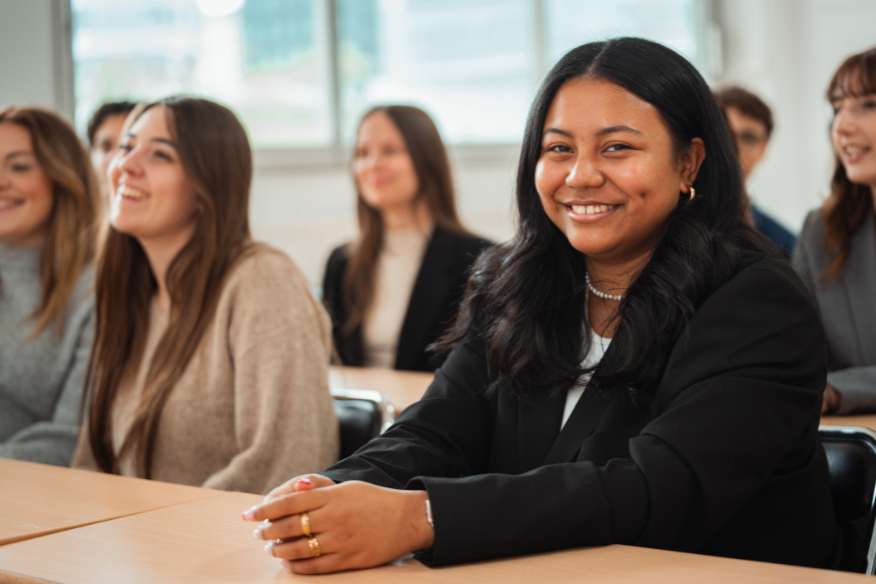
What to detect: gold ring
<box><xmin>307</xmin><ymin>536</ymin><xmax>322</xmax><ymax>558</ymax></box>
<box><xmin>300</xmin><ymin>512</ymin><xmax>312</xmax><ymax>537</ymax></box>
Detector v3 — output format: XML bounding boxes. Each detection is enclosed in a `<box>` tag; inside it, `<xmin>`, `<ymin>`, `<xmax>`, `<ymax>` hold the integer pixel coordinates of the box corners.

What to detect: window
<box><xmin>71</xmin><ymin>0</ymin><xmax>331</xmax><ymax>147</ymax></box>
<box><xmin>70</xmin><ymin>0</ymin><xmax>711</xmax><ymax>151</ymax></box>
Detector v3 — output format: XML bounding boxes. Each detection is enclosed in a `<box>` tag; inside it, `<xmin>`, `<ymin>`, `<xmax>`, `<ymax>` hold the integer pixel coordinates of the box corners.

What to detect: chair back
<box><xmin>332</xmin><ymin>388</ymin><xmax>397</xmax><ymax>460</ymax></box>
<box><xmin>820</xmin><ymin>425</ymin><xmax>876</xmax><ymax>574</ymax></box>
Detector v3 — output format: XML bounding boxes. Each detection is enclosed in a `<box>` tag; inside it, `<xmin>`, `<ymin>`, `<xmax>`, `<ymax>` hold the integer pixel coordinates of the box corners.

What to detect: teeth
<box><xmin>571</xmin><ymin>204</ymin><xmax>614</xmax><ymax>215</ymax></box>
<box><xmin>843</xmin><ymin>145</ymin><xmax>868</xmax><ymax>158</ymax></box>
<box><xmin>0</xmin><ymin>198</ymin><xmax>22</xmax><ymax>210</ymax></box>
<box><xmin>116</xmin><ymin>185</ymin><xmax>146</xmax><ymax>200</ymax></box>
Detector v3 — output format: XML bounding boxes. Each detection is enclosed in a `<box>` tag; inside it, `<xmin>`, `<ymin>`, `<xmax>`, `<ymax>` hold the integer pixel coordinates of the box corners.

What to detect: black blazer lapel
<box><xmin>544</xmin><ymin>383</ymin><xmax>614</xmax><ymax>464</ymax></box>
<box><xmin>394</xmin><ymin>228</ymin><xmax>455</xmax><ymax>369</ymax></box>
<box><xmin>844</xmin><ymin>214</ymin><xmax>876</xmax><ymax>363</ymax></box>
<box><xmin>516</xmin><ymin>389</ymin><xmax>566</xmax><ymax>472</ymax></box>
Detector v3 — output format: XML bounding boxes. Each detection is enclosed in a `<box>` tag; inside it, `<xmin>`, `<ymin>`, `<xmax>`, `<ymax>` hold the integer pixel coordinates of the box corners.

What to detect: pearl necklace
<box><xmin>586</xmin><ymin>273</ymin><xmax>624</xmax><ymax>302</ymax></box>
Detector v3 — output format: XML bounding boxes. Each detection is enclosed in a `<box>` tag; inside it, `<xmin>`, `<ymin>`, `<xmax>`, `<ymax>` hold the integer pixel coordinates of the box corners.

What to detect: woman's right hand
<box><xmin>264</xmin><ymin>474</ymin><xmax>336</xmax><ymax>501</ymax></box>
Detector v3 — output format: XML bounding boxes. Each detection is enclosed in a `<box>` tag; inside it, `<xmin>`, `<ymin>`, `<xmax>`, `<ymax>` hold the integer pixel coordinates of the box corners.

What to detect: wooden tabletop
<box><xmin>822</xmin><ymin>414</ymin><xmax>876</xmax><ymax>431</ymax></box>
<box><xmin>329</xmin><ymin>366</ymin><xmax>433</xmax><ymax>412</ymax></box>
<box><xmin>0</xmin><ymin>459</ymin><xmax>214</xmax><ymax>546</ymax></box>
<box><xmin>0</xmin><ymin>488</ymin><xmax>867</xmax><ymax>583</ymax></box>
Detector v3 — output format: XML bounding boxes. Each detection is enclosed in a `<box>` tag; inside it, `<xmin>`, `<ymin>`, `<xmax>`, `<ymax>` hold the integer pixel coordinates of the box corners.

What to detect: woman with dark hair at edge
<box><xmin>0</xmin><ymin>107</ymin><xmax>98</xmax><ymax>465</ymax></box>
<box><xmin>793</xmin><ymin>46</ymin><xmax>876</xmax><ymax>415</ymax></box>
<box><xmin>246</xmin><ymin>38</ymin><xmax>840</xmax><ymax>572</ymax></box>
<box><xmin>73</xmin><ymin>96</ymin><xmax>338</xmax><ymax>493</ymax></box>
<box><xmin>322</xmin><ymin>105</ymin><xmax>492</xmax><ymax>372</ymax></box>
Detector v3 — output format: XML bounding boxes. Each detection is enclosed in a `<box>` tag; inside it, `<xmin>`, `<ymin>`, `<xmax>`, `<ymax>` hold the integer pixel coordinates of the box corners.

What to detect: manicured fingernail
<box><xmin>264</xmin><ymin>541</ymin><xmax>275</xmax><ymax>555</ymax></box>
<box><xmin>242</xmin><ymin>507</ymin><xmax>257</xmax><ymax>520</ymax></box>
<box><xmin>252</xmin><ymin>527</ymin><xmax>263</xmax><ymax>540</ymax></box>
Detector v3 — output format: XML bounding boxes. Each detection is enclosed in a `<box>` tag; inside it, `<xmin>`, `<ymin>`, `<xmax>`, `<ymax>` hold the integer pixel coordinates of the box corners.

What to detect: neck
<box><xmin>585</xmin><ymin>250</ymin><xmax>653</xmax><ymax>298</ymax></box>
<box><xmin>138</xmin><ymin>228</ymin><xmax>193</xmax><ymax>311</ymax></box>
<box><xmin>381</xmin><ymin>200</ymin><xmax>432</xmax><ymax>232</ymax></box>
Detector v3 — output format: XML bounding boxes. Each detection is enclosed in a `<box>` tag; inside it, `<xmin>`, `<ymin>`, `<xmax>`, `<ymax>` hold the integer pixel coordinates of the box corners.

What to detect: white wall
<box><xmin>3</xmin><ymin>0</ymin><xmax>875</xmax><ymax>287</ymax></box>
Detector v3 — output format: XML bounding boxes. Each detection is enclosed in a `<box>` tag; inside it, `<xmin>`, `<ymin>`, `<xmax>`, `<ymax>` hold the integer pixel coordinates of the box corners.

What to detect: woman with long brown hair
<box><xmin>0</xmin><ymin>106</ymin><xmax>97</xmax><ymax>465</ymax></box>
<box><xmin>793</xmin><ymin>46</ymin><xmax>876</xmax><ymax>414</ymax></box>
<box><xmin>322</xmin><ymin>105</ymin><xmax>491</xmax><ymax>372</ymax></box>
<box><xmin>73</xmin><ymin>96</ymin><xmax>338</xmax><ymax>493</ymax></box>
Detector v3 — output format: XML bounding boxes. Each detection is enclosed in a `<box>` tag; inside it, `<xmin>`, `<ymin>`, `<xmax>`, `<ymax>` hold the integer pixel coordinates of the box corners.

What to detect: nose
<box><xmin>832</xmin><ymin>106</ymin><xmax>858</xmax><ymax>138</ymax></box>
<box><xmin>565</xmin><ymin>155</ymin><xmax>604</xmax><ymax>189</ymax></box>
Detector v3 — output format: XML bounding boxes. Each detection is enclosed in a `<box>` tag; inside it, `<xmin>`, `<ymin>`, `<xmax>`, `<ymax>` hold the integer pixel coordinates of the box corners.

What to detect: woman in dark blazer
<box><xmin>248</xmin><ymin>38</ymin><xmax>840</xmax><ymax>574</ymax></box>
<box><xmin>793</xmin><ymin>45</ymin><xmax>876</xmax><ymax>414</ymax></box>
<box><xmin>322</xmin><ymin>105</ymin><xmax>491</xmax><ymax>372</ymax></box>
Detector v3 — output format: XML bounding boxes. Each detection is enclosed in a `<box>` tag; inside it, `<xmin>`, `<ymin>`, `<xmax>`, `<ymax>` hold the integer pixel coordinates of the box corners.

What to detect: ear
<box><xmin>679</xmin><ymin>137</ymin><xmax>706</xmax><ymax>192</ymax></box>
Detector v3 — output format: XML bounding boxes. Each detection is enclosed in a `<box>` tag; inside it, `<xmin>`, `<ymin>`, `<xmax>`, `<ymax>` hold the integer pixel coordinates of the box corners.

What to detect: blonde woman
<box><xmin>73</xmin><ymin>97</ymin><xmax>338</xmax><ymax>493</ymax></box>
<box><xmin>0</xmin><ymin>106</ymin><xmax>98</xmax><ymax>465</ymax></box>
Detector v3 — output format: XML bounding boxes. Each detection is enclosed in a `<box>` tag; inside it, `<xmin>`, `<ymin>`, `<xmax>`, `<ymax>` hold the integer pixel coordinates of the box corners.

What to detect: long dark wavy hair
<box><xmin>441</xmin><ymin>38</ymin><xmax>765</xmax><ymax>399</ymax></box>
<box><xmin>821</xmin><ymin>46</ymin><xmax>876</xmax><ymax>282</ymax></box>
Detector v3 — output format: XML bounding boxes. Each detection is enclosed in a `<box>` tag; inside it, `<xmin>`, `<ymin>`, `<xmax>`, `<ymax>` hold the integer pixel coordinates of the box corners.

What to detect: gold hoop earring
<box><xmin>688</xmin><ymin>185</ymin><xmax>697</xmax><ymax>202</ymax></box>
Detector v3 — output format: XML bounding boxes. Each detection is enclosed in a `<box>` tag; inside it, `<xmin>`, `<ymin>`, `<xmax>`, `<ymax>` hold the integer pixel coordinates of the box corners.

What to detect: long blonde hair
<box><xmin>86</xmin><ymin>96</ymin><xmax>253</xmax><ymax>477</ymax></box>
<box><xmin>0</xmin><ymin>106</ymin><xmax>99</xmax><ymax>336</ymax></box>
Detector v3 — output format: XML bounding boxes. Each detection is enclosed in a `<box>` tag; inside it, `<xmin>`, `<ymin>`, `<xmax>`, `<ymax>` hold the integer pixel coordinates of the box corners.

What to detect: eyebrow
<box><xmin>543</xmin><ymin>125</ymin><xmax>643</xmax><ymax>139</ymax></box>
<box><xmin>123</xmin><ymin>133</ymin><xmax>179</xmax><ymax>150</ymax></box>
<box><xmin>3</xmin><ymin>150</ymin><xmax>34</xmax><ymax>161</ymax></box>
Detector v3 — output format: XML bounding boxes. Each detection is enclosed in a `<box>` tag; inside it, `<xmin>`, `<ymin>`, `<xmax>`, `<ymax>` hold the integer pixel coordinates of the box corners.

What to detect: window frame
<box><xmin>63</xmin><ymin>0</ymin><xmax>721</xmax><ymax>170</ymax></box>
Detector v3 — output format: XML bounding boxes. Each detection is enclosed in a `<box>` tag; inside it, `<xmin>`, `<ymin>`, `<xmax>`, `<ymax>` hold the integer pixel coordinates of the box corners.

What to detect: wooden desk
<box><xmin>0</xmin><ymin>490</ymin><xmax>867</xmax><ymax>583</ymax></box>
<box><xmin>0</xmin><ymin>459</ymin><xmax>212</xmax><ymax>546</ymax></box>
<box><xmin>329</xmin><ymin>366</ymin><xmax>433</xmax><ymax>411</ymax></box>
<box><xmin>822</xmin><ymin>414</ymin><xmax>876</xmax><ymax>431</ymax></box>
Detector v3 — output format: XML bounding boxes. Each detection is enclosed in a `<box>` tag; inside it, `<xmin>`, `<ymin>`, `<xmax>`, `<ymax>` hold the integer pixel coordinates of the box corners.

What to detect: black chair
<box><xmin>819</xmin><ymin>425</ymin><xmax>876</xmax><ymax>574</ymax></box>
<box><xmin>332</xmin><ymin>388</ymin><xmax>397</xmax><ymax>460</ymax></box>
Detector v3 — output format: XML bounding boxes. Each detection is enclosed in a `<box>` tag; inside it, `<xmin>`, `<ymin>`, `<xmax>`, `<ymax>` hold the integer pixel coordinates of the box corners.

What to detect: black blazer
<box><xmin>321</xmin><ymin>226</ymin><xmax>492</xmax><ymax>372</ymax></box>
<box><xmin>325</xmin><ymin>254</ymin><xmax>841</xmax><ymax>569</ymax></box>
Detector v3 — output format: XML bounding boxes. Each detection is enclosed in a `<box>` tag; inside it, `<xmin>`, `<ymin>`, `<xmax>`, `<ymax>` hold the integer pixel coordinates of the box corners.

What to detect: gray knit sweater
<box><xmin>0</xmin><ymin>242</ymin><xmax>94</xmax><ymax>466</ymax></box>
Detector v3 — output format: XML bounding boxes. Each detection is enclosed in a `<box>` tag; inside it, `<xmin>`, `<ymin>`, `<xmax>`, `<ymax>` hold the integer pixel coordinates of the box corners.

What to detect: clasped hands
<box><xmin>242</xmin><ymin>474</ymin><xmax>434</xmax><ymax>575</ymax></box>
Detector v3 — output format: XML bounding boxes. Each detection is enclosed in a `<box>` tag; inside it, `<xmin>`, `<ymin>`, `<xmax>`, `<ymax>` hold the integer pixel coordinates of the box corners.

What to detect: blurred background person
<box><xmin>715</xmin><ymin>85</ymin><xmax>796</xmax><ymax>256</ymax></box>
<box><xmin>793</xmin><ymin>46</ymin><xmax>876</xmax><ymax>415</ymax></box>
<box><xmin>322</xmin><ymin>105</ymin><xmax>492</xmax><ymax>373</ymax></box>
<box><xmin>74</xmin><ymin>97</ymin><xmax>338</xmax><ymax>493</ymax></box>
<box><xmin>0</xmin><ymin>106</ymin><xmax>98</xmax><ymax>465</ymax></box>
<box><xmin>86</xmin><ymin>100</ymin><xmax>138</xmax><ymax>197</ymax></box>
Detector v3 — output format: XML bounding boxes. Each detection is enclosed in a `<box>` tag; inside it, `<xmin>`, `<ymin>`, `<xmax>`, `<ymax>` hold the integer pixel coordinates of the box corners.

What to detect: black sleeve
<box><xmin>411</xmin><ymin>261</ymin><xmax>827</xmax><ymax>566</ymax></box>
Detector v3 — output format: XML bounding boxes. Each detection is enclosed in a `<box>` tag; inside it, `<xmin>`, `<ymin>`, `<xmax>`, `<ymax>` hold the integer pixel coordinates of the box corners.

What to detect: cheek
<box><xmin>534</xmin><ymin>159</ymin><xmax>561</xmax><ymax>201</ymax></box>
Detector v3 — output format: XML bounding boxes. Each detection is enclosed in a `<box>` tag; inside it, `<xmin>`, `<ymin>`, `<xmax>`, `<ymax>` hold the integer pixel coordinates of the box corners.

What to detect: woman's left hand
<box><xmin>242</xmin><ymin>481</ymin><xmax>434</xmax><ymax>574</ymax></box>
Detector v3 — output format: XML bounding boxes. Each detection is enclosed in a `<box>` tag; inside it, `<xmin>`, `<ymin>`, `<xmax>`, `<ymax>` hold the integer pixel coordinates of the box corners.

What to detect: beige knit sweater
<box><xmin>74</xmin><ymin>244</ymin><xmax>338</xmax><ymax>494</ymax></box>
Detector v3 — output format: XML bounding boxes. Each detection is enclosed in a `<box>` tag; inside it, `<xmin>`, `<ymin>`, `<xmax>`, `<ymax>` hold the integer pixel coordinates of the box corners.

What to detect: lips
<box><xmin>839</xmin><ymin>143</ymin><xmax>871</xmax><ymax>164</ymax></box>
<box><xmin>560</xmin><ymin>201</ymin><xmax>622</xmax><ymax>221</ymax></box>
<box><xmin>115</xmin><ymin>184</ymin><xmax>148</xmax><ymax>201</ymax></box>
<box><xmin>0</xmin><ymin>197</ymin><xmax>25</xmax><ymax>211</ymax></box>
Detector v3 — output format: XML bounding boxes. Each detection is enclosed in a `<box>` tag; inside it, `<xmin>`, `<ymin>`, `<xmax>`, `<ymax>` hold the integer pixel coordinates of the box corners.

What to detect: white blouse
<box><xmin>363</xmin><ymin>227</ymin><xmax>430</xmax><ymax>368</ymax></box>
<box><xmin>561</xmin><ymin>329</ymin><xmax>612</xmax><ymax>429</ymax></box>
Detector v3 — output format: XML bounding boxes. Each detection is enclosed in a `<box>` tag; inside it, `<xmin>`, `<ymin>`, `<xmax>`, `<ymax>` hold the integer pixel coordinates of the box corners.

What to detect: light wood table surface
<box><xmin>0</xmin><ymin>459</ymin><xmax>213</xmax><ymax>546</ymax></box>
<box><xmin>329</xmin><ymin>366</ymin><xmax>433</xmax><ymax>411</ymax></box>
<box><xmin>0</xmin><ymin>488</ymin><xmax>867</xmax><ymax>583</ymax></box>
<box><xmin>822</xmin><ymin>414</ymin><xmax>876</xmax><ymax>431</ymax></box>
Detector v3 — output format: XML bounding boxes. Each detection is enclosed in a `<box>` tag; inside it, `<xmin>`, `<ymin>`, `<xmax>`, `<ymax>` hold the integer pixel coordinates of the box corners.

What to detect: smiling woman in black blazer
<box><xmin>247</xmin><ymin>38</ymin><xmax>840</xmax><ymax>574</ymax></box>
<box><xmin>321</xmin><ymin>105</ymin><xmax>491</xmax><ymax>372</ymax></box>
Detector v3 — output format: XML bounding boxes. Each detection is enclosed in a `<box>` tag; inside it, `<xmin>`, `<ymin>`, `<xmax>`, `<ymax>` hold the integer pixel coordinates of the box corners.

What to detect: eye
<box><xmin>862</xmin><ymin>98</ymin><xmax>876</xmax><ymax>110</ymax></box>
<box><xmin>543</xmin><ymin>143</ymin><xmax>572</xmax><ymax>154</ymax></box>
<box><xmin>118</xmin><ymin>142</ymin><xmax>133</xmax><ymax>153</ymax></box>
<box><xmin>10</xmin><ymin>163</ymin><xmax>33</xmax><ymax>172</ymax></box>
<box><xmin>604</xmin><ymin>143</ymin><xmax>632</xmax><ymax>153</ymax></box>
<box><xmin>153</xmin><ymin>149</ymin><xmax>173</xmax><ymax>162</ymax></box>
